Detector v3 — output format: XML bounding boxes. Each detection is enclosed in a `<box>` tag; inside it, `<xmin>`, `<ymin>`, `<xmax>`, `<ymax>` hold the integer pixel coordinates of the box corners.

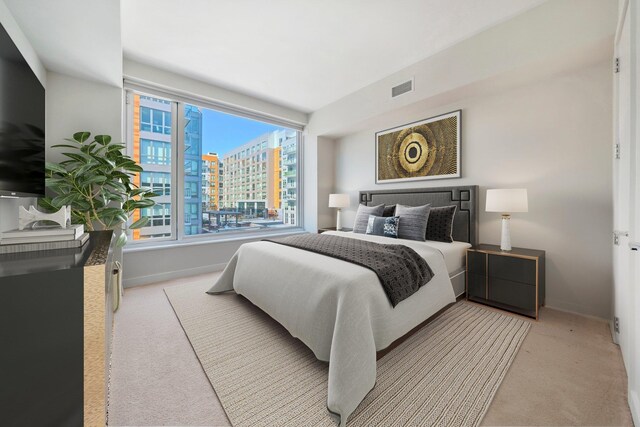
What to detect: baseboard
<box><xmin>630</xmin><ymin>389</ymin><xmax>639</xmax><ymax>427</ymax></box>
<box><xmin>609</xmin><ymin>319</ymin><xmax>619</xmax><ymax>344</ymax></box>
<box><xmin>543</xmin><ymin>303</ymin><xmax>609</xmax><ymax>323</ymax></box>
<box><xmin>123</xmin><ymin>262</ymin><xmax>227</xmax><ymax>288</ymax></box>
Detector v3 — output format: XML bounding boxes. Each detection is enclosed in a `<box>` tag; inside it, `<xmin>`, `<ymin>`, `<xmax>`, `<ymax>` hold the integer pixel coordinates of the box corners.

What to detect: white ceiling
<box><xmin>122</xmin><ymin>0</ymin><xmax>546</xmax><ymax>113</ymax></box>
<box><xmin>4</xmin><ymin>0</ymin><xmax>122</xmax><ymax>88</ymax></box>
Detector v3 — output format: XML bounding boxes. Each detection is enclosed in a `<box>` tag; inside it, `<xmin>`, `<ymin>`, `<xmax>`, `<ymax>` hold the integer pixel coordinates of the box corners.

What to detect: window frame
<box><xmin>124</xmin><ymin>84</ymin><xmax>304</xmax><ymax>248</ymax></box>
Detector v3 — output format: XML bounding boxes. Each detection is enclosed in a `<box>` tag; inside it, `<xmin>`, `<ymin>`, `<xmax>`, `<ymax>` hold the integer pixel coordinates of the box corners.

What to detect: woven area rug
<box><xmin>165</xmin><ymin>281</ymin><xmax>530</xmax><ymax>427</ymax></box>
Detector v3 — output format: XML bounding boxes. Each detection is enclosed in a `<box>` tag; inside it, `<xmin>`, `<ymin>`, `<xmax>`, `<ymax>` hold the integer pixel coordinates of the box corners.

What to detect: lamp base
<box><xmin>500</xmin><ymin>214</ymin><xmax>512</xmax><ymax>251</ymax></box>
<box><xmin>336</xmin><ymin>209</ymin><xmax>342</xmax><ymax>231</ymax></box>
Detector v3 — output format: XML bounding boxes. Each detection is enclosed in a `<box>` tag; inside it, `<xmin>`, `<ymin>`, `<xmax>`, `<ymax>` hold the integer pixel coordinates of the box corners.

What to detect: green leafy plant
<box><xmin>40</xmin><ymin>131</ymin><xmax>157</xmax><ymax>246</ymax></box>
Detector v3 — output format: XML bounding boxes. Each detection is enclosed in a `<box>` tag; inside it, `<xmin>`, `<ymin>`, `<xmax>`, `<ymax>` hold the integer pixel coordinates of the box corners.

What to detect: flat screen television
<box><xmin>0</xmin><ymin>23</ymin><xmax>45</xmax><ymax>198</ymax></box>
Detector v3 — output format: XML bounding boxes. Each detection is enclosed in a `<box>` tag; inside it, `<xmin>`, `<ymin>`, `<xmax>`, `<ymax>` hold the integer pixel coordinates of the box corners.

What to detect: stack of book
<box><xmin>0</xmin><ymin>224</ymin><xmax>88</xmax><ymax>254</ymax></box>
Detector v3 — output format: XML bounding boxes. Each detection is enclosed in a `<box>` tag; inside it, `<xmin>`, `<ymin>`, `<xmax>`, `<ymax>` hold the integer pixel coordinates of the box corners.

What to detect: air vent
<box><xmin>391</xmin><ymin>79</ymin><xmax>413</xmax><ymax>98</ymax></box>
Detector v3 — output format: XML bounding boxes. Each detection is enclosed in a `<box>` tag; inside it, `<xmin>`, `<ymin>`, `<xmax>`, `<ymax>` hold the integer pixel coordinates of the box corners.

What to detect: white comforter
<box><xmin>208</xmin><ymin>231</ymin><xmax>456</xmax><ymax>426</ymax></box>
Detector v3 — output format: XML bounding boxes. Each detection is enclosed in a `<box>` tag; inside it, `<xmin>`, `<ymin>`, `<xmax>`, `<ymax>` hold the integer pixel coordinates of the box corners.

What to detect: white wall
<box><xmin>307</xmin><ymin>0</ymin><xmax>617</xmax><ymax>138</ymax></box>
<box><xmin>0</xmin><ymin>0</ymin><xmax>45</xmax><ymax>86</ymax></box>
<box><xmin>4</xmin><ymin>0</ymin><xmax>122</xmax><ymax>89</ymax></box>
<box><xmin>307</xmin><ymin>0</ymin><xmax>617</xmax><ymax>242</ymax></box>
<box><xmin>124</xmin><ymin>231</ymin><xmax>305</xmax><ymax>287</ymax></box>
<box><xmin>0</xmin><ymin>0</ymin><xmax>45</xmax><ymax>232</ymax></box>
<box><xmin>302</xmin><ymin>133</ymin><xmax>318</xmax><ymax>232</ymax></box>
<box><xmin>333</xmin><ymin>61</ymin><xmax>613</xmax><ymax>319</ymax></box>
<box><xmin>316</xmin><ymin>137</ymin><xmax>336</xmax><ymax>228</ymax></box>
<box><xmin>45</xmin><ymin>71</ymin><xmax>123</xmax><ymax>163</ymax></box>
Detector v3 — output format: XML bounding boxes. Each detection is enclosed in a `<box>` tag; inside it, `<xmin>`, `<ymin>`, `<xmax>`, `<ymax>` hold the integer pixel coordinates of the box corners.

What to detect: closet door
<box><xmin>613</xmin><ymin>1</ymin><xmax>639</xmax><ymax>422</ymax></box>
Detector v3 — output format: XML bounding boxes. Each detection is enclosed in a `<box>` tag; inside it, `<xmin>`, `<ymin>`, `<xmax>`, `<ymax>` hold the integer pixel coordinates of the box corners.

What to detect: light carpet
<box><xmin>164</xmin><ymin>281</ymin><xmax>530</xmax><ymax>427</ymax></box>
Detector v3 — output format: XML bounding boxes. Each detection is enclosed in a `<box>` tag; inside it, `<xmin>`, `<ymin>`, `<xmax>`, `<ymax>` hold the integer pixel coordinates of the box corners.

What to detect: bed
<box><xmin>208</xmin><ymin>185</ymin><xmax>478</xmax><ymax>426</ymax></box>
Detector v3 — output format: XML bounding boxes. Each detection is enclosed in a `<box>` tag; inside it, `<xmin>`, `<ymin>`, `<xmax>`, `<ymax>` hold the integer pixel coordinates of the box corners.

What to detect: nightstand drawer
<box><xmin>489</xmin><ymin>277</ymin><xmax>536</xmax><ymax>311</ymax></box>
<box><xmin>489</xmin><ymin>254</ymin><xmax>536</xmax><ymax>286</ymax></box>
<box><xmin>467</xmin><ymin>251</ymin><xmax>486</xmax><ymax>275</ymax></box>
<box><xmin>467</xmin><ymin>273</ymin><xmax>486</xmax><ymax>299</ymax></box>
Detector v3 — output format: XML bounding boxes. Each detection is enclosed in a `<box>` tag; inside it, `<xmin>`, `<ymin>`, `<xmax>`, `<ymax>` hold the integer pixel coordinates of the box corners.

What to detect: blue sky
<box><xmin>201</xmin><ymin>108</ymin><xmax>280</xmax><ymax>157</ymax></box>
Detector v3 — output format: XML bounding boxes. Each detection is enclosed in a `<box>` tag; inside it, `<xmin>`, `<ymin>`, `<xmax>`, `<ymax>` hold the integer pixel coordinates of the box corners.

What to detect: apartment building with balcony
<box><xmin>277</xmin><ymin>129</ymin><xmax>298</xmax><ymax>225</ymax></box>
<box><xmin>221</xmin><ymin>132</ymin><xmax>277</xmax><ymax>219</ymax></box>
<box><xmin>221</xmin><ymin>129</ymin><xmax>298</xmax><ymax>223</ymax></box>
<box><xmin>202</xmin><ymin>152</ymin><xmax>223</xmax><ymax>211</ymax></box>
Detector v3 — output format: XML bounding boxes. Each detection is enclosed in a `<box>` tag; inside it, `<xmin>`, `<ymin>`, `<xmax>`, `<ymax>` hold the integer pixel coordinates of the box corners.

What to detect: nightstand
<box><xmin>466</xmin><ymin>244</ymin><xmax>545</xmax><ymax>319</ymax></box>
<box><xmin>318</xmin><ymin>227</ymin><xmax>353</xmax><ymax>234</ymax></box>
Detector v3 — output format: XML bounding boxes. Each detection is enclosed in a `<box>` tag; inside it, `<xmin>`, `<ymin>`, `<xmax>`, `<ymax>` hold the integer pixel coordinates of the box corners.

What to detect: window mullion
<box><xmin>296</xmin><ymin>130</ymin><xmax>304</xmax><ymax>230</ymax></box>
<box><xmin>175</xmin><ymin>101</ymin><xmax>185</xmax><ymax>241</ymax></box>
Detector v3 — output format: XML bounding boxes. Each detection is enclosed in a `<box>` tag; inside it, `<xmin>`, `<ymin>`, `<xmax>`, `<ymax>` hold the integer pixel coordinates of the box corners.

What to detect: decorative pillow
<box><xmin>365</xmin><ymin>215</ymin><xmax>399</xmax><ymax>238</ymax></box>
<box><xmin>394</xmin><ymin>204</ymin><xmax>431</xmax><ymax>241</ymax></box>
<box><xmin>352</xmin><ymin>204</ymin><xmax>384</xmax><ymax>233</ymax></box>
<box><xmin>382</xmin><ymin>204</ymin><xmax>396</xmax><ymax>217</ymax></box>
<box><xmin>425</xmin><ymin>205</ymin><xmax>457</xmax><ymax>243</ymax></box>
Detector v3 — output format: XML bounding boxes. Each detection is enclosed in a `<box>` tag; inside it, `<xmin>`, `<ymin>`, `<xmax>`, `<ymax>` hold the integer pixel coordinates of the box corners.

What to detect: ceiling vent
<box><xmin>391</xmin><ymin>78</ymin><xmax>414</xmax><ymax>98</ymax></box>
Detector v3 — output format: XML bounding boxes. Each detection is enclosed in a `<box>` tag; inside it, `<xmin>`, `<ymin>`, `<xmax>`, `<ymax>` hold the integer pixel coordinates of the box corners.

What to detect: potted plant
<box><xmin>40</xmin><ymin>131</ymin><xmax>156</xmax><ymax>246</ymax></box>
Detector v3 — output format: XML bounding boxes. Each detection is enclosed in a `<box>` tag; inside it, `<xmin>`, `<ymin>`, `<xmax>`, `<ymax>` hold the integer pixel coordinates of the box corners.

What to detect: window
<box><xmin>140</xmin><ymin>106</ymin><xmax>171</xmax><ymax>135</ymax></box>
<box><xmin>141</xmin><ymin>204</ymin><xmax>171</xmax><ymax>226</ymax></box>
<box><xmin>141</xmin><ymin>171</ymin><xmax>171</xmax><ymax>196</ymax></box>
<box><xmin>126</xmin><ymin>89</ymin><xmax>301</xmax><ymax>244</ymax></box>
<box><xmin>140</xmin><ymin>139</ymin><xmax>171</xmax><ymax>165</ymax></box>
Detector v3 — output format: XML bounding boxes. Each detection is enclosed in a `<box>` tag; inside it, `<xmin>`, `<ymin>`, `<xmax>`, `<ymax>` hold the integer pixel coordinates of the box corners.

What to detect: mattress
<box><xmin>332</xmin><ymin>231</ymin><xmax>470</xmax><ymax>275</ymax></box>
<box><xmin>422</xmin><ymin>240</ymin><xmax>471</xmax><ymax>275</ymax></box>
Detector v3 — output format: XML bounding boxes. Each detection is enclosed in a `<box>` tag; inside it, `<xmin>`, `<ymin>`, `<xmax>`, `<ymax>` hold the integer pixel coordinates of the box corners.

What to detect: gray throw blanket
<box><xmin>264</xmin><ymin>234</ymin><xmax>434</xmax><ymax>306</ymax></box>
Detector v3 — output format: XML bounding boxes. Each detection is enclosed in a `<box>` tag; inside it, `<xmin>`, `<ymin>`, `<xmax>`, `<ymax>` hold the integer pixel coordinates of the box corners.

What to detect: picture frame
<box><xmin>375</xmin><ymin>110</ymin><xmax>461</xmax><ymax>183</ymax></box>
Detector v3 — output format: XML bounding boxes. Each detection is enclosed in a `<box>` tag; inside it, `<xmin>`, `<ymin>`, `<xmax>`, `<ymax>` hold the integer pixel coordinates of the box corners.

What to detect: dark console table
<box><xmin>0</xmin><ymin>231</ymin><xmax>117</xmax><ymax>426</ymax></box>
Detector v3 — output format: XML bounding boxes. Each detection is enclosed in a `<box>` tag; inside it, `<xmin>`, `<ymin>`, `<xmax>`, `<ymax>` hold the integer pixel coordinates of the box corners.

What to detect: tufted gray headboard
<box><xmin>359</xmin><ymin>185</ymin><xmax>479</xmax><ymax>246</ymax></box>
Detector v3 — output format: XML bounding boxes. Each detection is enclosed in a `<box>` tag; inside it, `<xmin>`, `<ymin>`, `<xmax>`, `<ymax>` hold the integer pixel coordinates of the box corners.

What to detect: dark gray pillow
<box><xmin>395</xmin><ymin>204</ymin><xmax>431</xmax><ymax>241</ymax></box>
<box><xmin>382</xmin><ymin>204</ymin><xmax>396</xmax><ymax>217</ymax></box>
<box><xmin>353</xmin><ymin>204</ymin><xmax>384</xmax><ymax>233</ymax></box>
<box><xmin>365</xmin><ymin>215</ymin><xmax>399</xmax><ymax>238</ymax></box>
<box><xmin>425</xmin><ymin>205</ymin><xmax>457</xmax><ymax>242</ymax></box>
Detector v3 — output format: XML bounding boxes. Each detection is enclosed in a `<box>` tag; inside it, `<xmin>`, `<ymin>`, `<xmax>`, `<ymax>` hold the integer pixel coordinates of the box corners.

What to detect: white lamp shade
<box><xmin>329</xmin><ymin>193</ymin><xmax>350</xmax><ymax>208</ymax></box>
<box><xmin>486</xmin><ymin>189</ymin><xmax>528</xmax><ymax>213</ymax></box>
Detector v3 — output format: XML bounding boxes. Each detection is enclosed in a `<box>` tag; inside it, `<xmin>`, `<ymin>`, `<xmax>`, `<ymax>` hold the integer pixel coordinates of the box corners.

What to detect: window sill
<box><xmin>123</xmin><ymin>227</ymin><xmax>307</xmax><ymax>253</ymax></box>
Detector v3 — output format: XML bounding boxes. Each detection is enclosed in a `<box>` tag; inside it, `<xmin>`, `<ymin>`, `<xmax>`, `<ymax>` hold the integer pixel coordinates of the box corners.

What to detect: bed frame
<box><xmin>359</xmin><ymin>185</ymin><xmax>479</xmax><ymax>247</ymax></box>
<box><xmin>359</xmin><ymin>185</ymin><xmax>478</xmax><ymax>299</ymax></box>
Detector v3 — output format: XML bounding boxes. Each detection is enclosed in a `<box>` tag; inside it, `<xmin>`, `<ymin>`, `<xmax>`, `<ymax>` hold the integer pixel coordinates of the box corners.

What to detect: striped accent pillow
<box><xmin>395</xmin><ymin>204</ymin><xmax>431</xmax><ymax>241</ymax></box>
<box><xmin>352</xmin><ymin>204</ymin><xmax>384</xmax><ymax>233</ymax></box>
<box><xmin>365</xmin><ymin>215</ymin><xmax>399</xmax><ymax>238</ymax></box>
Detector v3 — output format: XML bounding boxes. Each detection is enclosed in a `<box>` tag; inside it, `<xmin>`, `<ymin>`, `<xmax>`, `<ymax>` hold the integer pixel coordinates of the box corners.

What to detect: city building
<box><xmin>183</xmin><ymin>104</ymin><xmax>203</xmax><ymax>235</ymax></box>
<box><xmin>131</xmin><ymin>95</ymin><xmax>203</xmax><ymax>239</ymax></box>
<box><xmin>222</xmin><ymin>132</ymin><xmax>277</xmax><ymax>219</ymax></box>
<box><xmin>131</xmin><ymin>94</ymin><xmax>173</xmax><ymax>240</ymax></box>
<box><xmin>221</xmin><ymin>129</ymin><xmax>297</xmax><ymax>224</ymax></box>
<box><xmin>202</xmin><ymin>152</ymin><xmax>223</xmax><ymax>211</ymax></box>
<box><xmin>277</xmin><ymin>129</ymin><xmax>298</xmax><ymax>225</ymax></box>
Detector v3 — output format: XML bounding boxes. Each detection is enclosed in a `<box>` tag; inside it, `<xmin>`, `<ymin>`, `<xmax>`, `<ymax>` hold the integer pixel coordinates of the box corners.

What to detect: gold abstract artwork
<box><xmin>376</xmin><ymin>111</ymin><xmax>460</xmax><ymax>182</ymax></box>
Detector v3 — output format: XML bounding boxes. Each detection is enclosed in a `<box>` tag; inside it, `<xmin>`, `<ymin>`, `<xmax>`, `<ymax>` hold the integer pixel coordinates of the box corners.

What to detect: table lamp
<box><xmin>485</xmin><ymin>189</ymin><xmax>528</xmax><ymax>251</ymax></box>
<box><xmin>329</xmin><ymin>194</ymin><xmax>350</xmax><ymax>231</ymax></box>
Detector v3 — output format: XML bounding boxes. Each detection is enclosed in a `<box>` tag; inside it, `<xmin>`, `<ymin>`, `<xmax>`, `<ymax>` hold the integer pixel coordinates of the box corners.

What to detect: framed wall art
<box><xmin>376</xmin><ymin>110</ymin><xmax>461</xmax><ymax>183</ymax></box>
